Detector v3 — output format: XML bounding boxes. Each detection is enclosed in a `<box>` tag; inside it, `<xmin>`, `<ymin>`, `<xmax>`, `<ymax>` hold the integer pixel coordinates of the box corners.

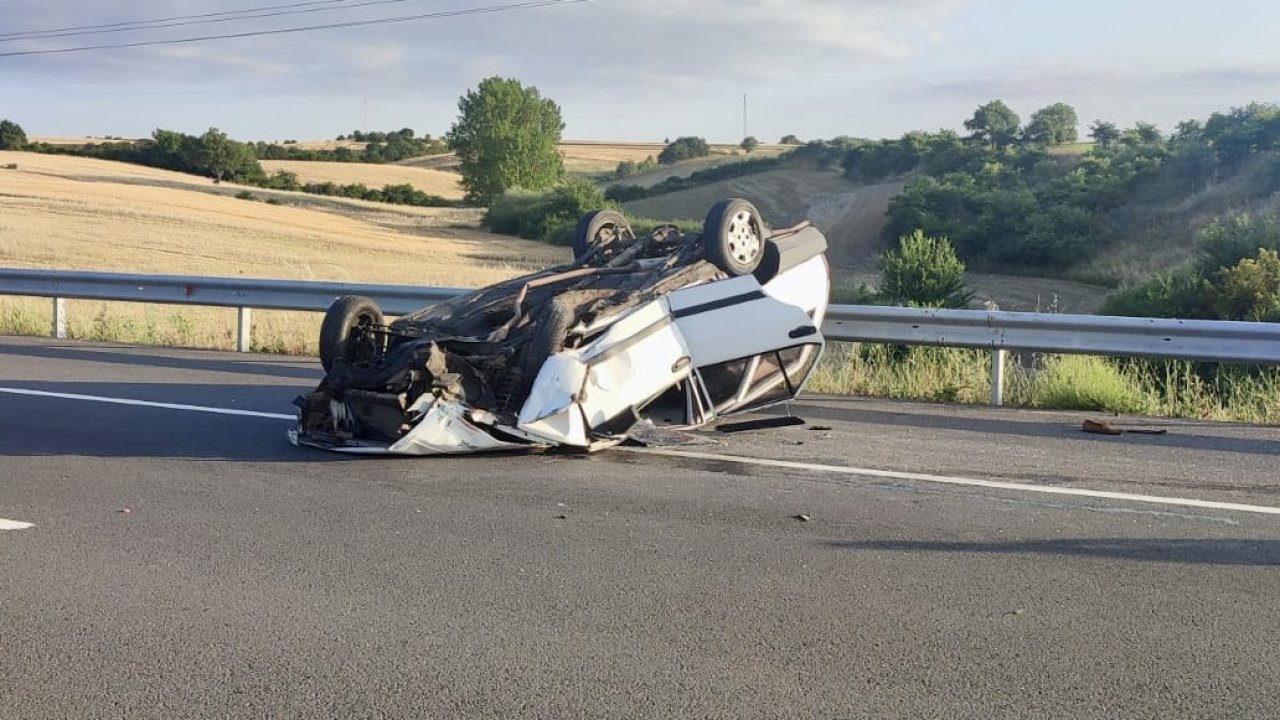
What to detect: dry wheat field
<box><xmin>0</xmin><ymin>151</ymin><xmax>567</xmax><ymax>353</ymax></box>
<box><xmin>259</xmin><ymin>160</ymin><xmax>465</xmax><ymax>199</ymax></box>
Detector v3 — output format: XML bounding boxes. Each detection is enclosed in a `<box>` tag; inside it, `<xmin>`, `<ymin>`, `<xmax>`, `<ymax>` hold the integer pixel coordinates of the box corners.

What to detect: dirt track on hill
<box><xmin>622</xmin><ymin>168</ymin><xmax>1110</xmax><ymax>312</ymax></box>
<box><xmin>623</xmin><ymin>169</ymin><xmax>903</xmax><ymax>265</ymax></box>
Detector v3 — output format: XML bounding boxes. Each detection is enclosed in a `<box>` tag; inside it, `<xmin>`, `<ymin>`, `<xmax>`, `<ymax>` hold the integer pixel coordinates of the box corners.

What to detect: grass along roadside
<box><xmin>808</xmin><ymin>344</ymin><xmax>1280</xmax><ymax>424</ymax></box>
<box><xmin>3</xmin><ymin>300</ymin><xmax>1277</xmax><ymax>424</ymax></box>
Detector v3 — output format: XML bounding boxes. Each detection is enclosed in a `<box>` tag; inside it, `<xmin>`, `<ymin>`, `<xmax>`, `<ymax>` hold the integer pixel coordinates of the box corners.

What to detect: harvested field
<box><xmin>260</xmin><ymin>159</ymin><xmax>464</xmax><ymax>200</ymax></box>
<box><xmin>605</xmin><ymin>146</ymin><xmax>790</xmax><ymax>187</ymax></box>
<box><xmin>559</xmin><ymin>141</ymin><xmax>666</xmax><ymax>173</ymax></box>
<box><xmin>0</xmin><ymin>151</ymin><xmax>566</xmax><ymax>352</ymax></box>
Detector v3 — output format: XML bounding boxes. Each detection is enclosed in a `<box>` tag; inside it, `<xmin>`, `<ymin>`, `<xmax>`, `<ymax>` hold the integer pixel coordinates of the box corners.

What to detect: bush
<box><xmin>1194</xmin><ymin>213</ymin><xmax>1280</xmax><ymax>273</ymax></box>
<box><xmin>0</xmin><ymin>119</ymin><xmax>27</xmax><ymax>150</ymax></box>
<box><xmin>658</xmin><ymin>136</ymin><xmax>710</xmax><ymax>164</ymax></box>
<box><xmin>605</xmin><ymin>155</ymin><xmax>784</xmax><ymax>203</ymax></box>
<box><xmin>1030</xmin><ymin>355</ymin><xmax>1153</xmax><ymax>414</ymax></box>
<box><xmin>613</xmin><ymin>155</ymin><xmax>657</xmax><ymax>179</ymax></box>
<box><xmin>485</xmin><ymin>178</ymin><xmax>608</xmax><ymax>243</ymax></box>
<box><xmin>877</xmin><ymin>230</ymin><xmax>972</xmax><ymax>308</ymax></box>
<box><xmin>234</xmin><ymin>190</ymin><xmax>257</xmax><ymax>200</ymax></box>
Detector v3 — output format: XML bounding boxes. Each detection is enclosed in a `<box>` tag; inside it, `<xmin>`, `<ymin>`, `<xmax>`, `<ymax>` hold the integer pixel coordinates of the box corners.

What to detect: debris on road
<box><xmin>625</xmin><ymin>420</ymin><xmax>719</xmax><ymax>447</ymax></box>
<box><xmin>716</xmin><ymin>416</ymin><xmax>806</xmax><ymax>434</ymax></box>
<box><xmin>793</xmin><ymin>513</ymin><xmax>811</xmax><ymax>522</ymax></box>
<box><xmin>1082</xmin><ymin>419</ymin><xmax>1169</xmax><ymax>436</ymax></box>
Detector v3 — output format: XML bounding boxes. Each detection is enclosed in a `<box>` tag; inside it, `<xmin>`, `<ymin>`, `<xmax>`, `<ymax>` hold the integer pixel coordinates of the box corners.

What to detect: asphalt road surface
<box><xmin>2</xmin><ymin>335</ymin><xmax>1278</xmax><ymax>719</ymax></box>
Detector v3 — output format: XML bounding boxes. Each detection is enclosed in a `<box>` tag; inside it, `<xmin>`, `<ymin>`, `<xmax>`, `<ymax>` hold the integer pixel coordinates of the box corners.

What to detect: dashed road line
<box><xmin>0</xmin><ymin>519</ymin><xmax>35</xmax><ymax>531</ymax></box>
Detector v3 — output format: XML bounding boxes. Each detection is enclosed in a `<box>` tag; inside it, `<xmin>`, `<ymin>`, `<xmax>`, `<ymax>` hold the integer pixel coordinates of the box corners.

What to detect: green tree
<box><xmin>1206</xmin><ymin>249</ymin><xmax>1280</xmax><ymax>321</ymax></box>
<box><xmin>658</xmin><ymin>136</ymin><xmax>710</xmax><ymax>164</ymax></box>
<box><xmin>0</xmin><ymin>119</ymin><xmax>28</xmax><ymax>150</ymax></box>
<box><xmin>192</xmin><ymin>128</ymin><xmax>261</xmax><ymax>182</ymax></box>
<box><xmin>1024</xmin><ymin>103</ymin><xmax>1079</xmax><ymax>145</ymax></box>
<box><xmin>877</xmin><ymin>230</ymin><xmax>973</xmax><ymax>308</ymax></box>
<box><xmin>964</xmin><ymin>100</ymin><xmax>1020</xmax><ymax>150</ymax></box>
<box><xmin>779</xmin><ymin>134</ymin><xmax>802</xmax><ymax>145</ymax></box>
<box><xmin>740</xmin><ymin>136</ymin><xmax>759</xmax><ymax>153</ymax></box>
<box><xmin>1089</xmin><ymin>120</ymin><xmax>1120</xmax><ymax>149</ymax></box>
<box><xmin>446</xmin><ymin>77</ymin><xmax>565</xmax><ymax>204</ymax></box>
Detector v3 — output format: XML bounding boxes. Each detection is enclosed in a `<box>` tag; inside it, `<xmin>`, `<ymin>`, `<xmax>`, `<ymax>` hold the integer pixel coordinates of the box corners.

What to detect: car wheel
<box><xmin>703</xmin><ymin>198</ymin><xmax>767</xmax><ymax>276</ymax></box>
<box><xmin>522</xmin><ymin>297</ymin><xmax>575</xmax><ymax>380</ymax></box>
<box><xmin>319</xmin><ymin>295</ymin><xmax>384</xmax><ymax>372</ymax></box>
<box><xmin>573</xmin><ymin>210</ymin><xmax>633</xmax><ymax>262</ymax></box>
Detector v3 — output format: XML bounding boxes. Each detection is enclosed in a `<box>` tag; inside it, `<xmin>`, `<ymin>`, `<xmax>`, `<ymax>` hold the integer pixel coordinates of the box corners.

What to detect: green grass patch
<box><xmin>1028</xmin><ymin>354</ymin><xmax>1152</xmax><ymax>414</ymax></box>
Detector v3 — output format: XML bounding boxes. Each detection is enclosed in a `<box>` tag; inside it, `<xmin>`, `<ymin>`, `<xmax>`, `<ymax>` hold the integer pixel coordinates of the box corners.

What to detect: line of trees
<box><xmin>255</xmin><ymin>129</ymin><xmax>448</xmax><ymax>163</ymax></box>
<box><xmin>854</xmin><ymin>101</ymin><xmax>1280</xmax><ymax>273</ymax></box>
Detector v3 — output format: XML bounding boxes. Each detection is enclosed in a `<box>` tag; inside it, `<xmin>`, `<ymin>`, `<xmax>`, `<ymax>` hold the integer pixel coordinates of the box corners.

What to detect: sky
<box><xmin>2</xmin><ymin>0</ymin><xmax>1279</xmax><ymax>143</ymax></box>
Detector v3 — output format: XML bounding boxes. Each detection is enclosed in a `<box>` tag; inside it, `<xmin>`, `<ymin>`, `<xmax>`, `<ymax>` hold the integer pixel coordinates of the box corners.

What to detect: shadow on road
<box><xmin>0</xmin><ymin>380</ymin><xmax>336</xmax><ymax>461</ymax></box>
<box><xmin>0</xmin><ymin>342</ymin><xmax>321</xmax><ymax>381</ymax></box>
<box><xmin>789</xmin><ymin>402</ymin><xmax>1280</xmax><ymax>458</ymax></box>
<box><xmin>827</xmin><ymin>538</ymin><xmax>1280</xmax><ymax>566</ymax></box>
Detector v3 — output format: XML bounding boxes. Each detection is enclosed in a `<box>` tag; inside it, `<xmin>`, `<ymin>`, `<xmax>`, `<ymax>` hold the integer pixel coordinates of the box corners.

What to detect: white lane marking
<box><xmin>5</xmin><ymin>385</ymin><xmax>1275</xmax><ymax>517</ymax></box>
<box><xmin>0</xmin><ymin>519</ymin><xmax>35</xmax><ymax>531</ymax></box>
<box><xmin>627</xmin><ymin>447</ymin><xmax>1280</xmax><ymax>517</ymax></box>
<box><xmin>0</xmin><ymin>388</ymin><xmax>296</xmax><ymax>421</ymax></box>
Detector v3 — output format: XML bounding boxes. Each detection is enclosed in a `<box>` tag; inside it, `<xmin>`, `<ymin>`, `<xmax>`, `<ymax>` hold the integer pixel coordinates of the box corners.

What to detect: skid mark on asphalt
<box><xmin>0</xmin><ymin>519</ymin><xmax>35</xmax><ymax>531</ymax></box>
<box><xmin>5</xmin><ymin>386</ymin><xmax>1279</xmax><ymax>518</ymax></box>
<box><xmin>625</xmin><ymin>447</ymin><xmax>1280</xmax><ymax>517</ymax></box>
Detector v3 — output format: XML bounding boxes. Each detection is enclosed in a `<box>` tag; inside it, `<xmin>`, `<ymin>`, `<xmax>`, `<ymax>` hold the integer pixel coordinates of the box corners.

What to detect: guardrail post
<box><xmin>52</xmin><ymin>297</ymin><xmax>66</xmax><ymax>339</ymax></box>
<box><xmin>990</xmin><ymin>349</ymin><xmax>1006</xmax><ymax>407</ymax></box>
<box><xmin>236</xmin><ymin>307</ymin><xmax>252</xmax><ymax>353</ymax></box>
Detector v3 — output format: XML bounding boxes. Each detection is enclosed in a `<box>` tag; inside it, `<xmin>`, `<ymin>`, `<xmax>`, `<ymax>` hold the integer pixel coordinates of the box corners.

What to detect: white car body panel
<box><xmin>290</xmin><ymin>398</ymin><xmax>523</xmax><ymax>455</ymax></box>
<box><xmin>516</xmin><ymin>299</ymin><xmax>693</xmax><ymax>447</ymax></box>
<box><xmin>761</xmin><ymin>255</ymin><xmax>830</xmax><ymax>326</ymax></box>
<box><xmin>668</xmin><ymin>273</ymin><xmax>819</xmax><ymax>368</ymax></box>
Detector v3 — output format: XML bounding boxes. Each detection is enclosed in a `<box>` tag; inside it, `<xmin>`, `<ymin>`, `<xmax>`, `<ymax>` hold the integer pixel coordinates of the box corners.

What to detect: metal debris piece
<box><xmin>1082</xmin><ymin>419</ymin><xmax>1169</xmax><ymax>436</ymax></box>
<box><xmin>716</xmin><ymin>416</ymin><xmax>806</xmax><ymax>433</ymax></box>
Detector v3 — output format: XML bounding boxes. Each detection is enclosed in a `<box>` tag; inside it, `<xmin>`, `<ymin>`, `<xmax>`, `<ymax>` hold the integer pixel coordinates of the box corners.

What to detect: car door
<box><xmin>667</xmin><ymin>272</ymin><xmax>820</xmax><ymax>368</ymax></box>
<box><xmin>667</xmin><ymin>266</ymin><xmax>826</xmax><ymax>417</ymax></box>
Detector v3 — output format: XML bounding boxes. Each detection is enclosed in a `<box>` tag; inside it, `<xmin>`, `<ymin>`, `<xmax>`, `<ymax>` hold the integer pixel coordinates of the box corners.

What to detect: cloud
<box><xmin>903</xmin><ymin>61</ymin><xmax>1280</xmax><ymax>103</ymax></box>
<box><xmin>1</xmin><ymin>0</ymin><xmax>965</xmax><ymax>89</ymax></box>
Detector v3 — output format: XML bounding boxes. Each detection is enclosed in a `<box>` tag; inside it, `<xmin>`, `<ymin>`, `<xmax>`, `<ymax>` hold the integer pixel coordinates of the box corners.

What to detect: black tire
<box><xmin>703</xmin><ymin>198</ymin><xmax>768</xmax><ymax>276</ymax></box>
<box><xmin>319</xmin><ymin>295</ymin><xmax>384</xmax><ymax>372</ymax></box>
<box><xmin>573</xmin><ymin>210</ymin><xmax>633</xmax><ymax>261</ymax></box>
<box><xmin>522</xmin><ymin>298</ymin><xmax>575</xmax><ymax>380</ymax></box>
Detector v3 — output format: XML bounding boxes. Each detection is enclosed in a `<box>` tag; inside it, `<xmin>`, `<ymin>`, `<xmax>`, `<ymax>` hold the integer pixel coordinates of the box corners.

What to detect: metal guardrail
<box><xmin>3</xmin><ymin>268</ymin><xmax>1279</xmax><ymax>406</ymax></box>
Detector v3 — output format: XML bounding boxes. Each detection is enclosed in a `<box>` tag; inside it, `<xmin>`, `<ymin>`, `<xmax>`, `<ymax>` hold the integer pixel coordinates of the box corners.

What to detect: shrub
<box><xmin>234</xmin><ymin>190</ymin><xmax>257</xmax><ymax>200</ymax></box>
<box><xmin>485</xmin><ymin>178</ymin><xmax>608</xmax><ymax>243</ymax></box>
<box><xmin>1030</xmin><ymin>355</ymin><xmax>1153</xmax><ymax>414</ymax></box>
<box><xmin>877</xmin><ymin>230</ymin><xmax>973</xmax><ymax>308</ymax></box>
<box><xmin>658</xmin><ymin>136</ymin><xmax>710</xmax><ymax>164</ymax></box>
<box><xmin>0</xmin><ymin>119</ymin><xmax>27</xmax><ymax>150</ymax></box>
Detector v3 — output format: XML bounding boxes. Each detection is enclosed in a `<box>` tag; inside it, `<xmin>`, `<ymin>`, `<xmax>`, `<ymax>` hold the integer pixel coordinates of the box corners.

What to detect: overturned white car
<box><xmin>291</xmin><ymin>198</ymin><xmax>831</xmax><ymax>455</ymax></box>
